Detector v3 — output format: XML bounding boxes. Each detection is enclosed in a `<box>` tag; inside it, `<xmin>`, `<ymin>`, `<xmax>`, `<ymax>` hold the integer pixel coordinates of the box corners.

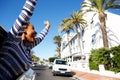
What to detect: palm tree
<box><xmin>31</xmin><ymin>54</ymin><xmax>40</xmax><ymax>62</ymax></box>
<box><xmin>59</xmin><ymin>18</ymin><xmax>74</xmax><ymax>61</ymax></box>
<box><xmin>65</xmin><ymin>11</ymin><xmax>87</xmax><ymax>55</ymax></box>
<box><xmin>53</xmin><ymin>35</ymin><xmax>61</xmax><ymax>58</ymax></box>
<box><xmin>55</xmin><ymin>47</ymin><xmax>61</xmax><ymax>58</ymax></box>
<box><xmin>82</xmin><ymin>0</ymin><xmax>120</xmax><ymax>48</ymax></box>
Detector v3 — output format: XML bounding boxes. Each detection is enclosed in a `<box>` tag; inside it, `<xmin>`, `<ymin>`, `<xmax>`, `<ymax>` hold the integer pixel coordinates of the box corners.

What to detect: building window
<box><xmin>92</xmin><ymin>34</ymin><xmax>96</xmax><ymax>45</ymax></box>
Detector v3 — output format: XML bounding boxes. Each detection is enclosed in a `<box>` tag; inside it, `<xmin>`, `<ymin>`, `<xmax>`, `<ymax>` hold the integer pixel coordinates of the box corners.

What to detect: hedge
<box><xmin>89</xmin><ymin>45</ymin><xmax>120</xmax><ymax>73</ymax></box>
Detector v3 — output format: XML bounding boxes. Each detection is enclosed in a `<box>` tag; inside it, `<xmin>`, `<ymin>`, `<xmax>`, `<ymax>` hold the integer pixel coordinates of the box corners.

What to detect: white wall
<box><xmin>83</xmin><ymin>11</ymin><xmax>120</xmax><ymax>54</ymax></box>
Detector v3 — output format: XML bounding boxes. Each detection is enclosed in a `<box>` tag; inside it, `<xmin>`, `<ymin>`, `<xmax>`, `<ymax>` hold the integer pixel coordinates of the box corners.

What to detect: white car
<box><xmin>52</xmin><ymin>59</ymin><xmax>73</xmax><ymax>76</ymax></box>
<box><xmin>32</xmin><ymin>62</ymin><xmax>40</xmax><ymax>67</ymax></box>
<box><xmin>48</xmin><ymin>63</ymin><xmax>53</xmax><ymax>69</ymax></box>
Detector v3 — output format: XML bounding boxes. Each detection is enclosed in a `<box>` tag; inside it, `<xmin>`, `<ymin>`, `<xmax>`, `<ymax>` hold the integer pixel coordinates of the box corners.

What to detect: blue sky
<box><xmin>0</xmin><ymin>0</ymin><xmax>120</xmax><ymax>60</ymax></box>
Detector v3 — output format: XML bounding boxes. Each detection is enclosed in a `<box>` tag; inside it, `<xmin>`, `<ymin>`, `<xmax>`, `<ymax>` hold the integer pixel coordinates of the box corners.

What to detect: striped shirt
<box><xmin>0</xmin><ymin>0</ymin><xmax>49</xmax><ymax>80</ymax></box>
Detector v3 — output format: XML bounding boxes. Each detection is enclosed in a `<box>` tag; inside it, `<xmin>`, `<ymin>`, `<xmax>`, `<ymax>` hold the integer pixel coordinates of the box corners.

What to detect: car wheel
<box><xmin>69</xmin><ymin>74</ymin><xmax>73</xmax><ymax>77</ymax></box>
<box><xmin>53</xmin><ymin>73</ymin><xmax>56</xmax><ymax>76</ymax></box>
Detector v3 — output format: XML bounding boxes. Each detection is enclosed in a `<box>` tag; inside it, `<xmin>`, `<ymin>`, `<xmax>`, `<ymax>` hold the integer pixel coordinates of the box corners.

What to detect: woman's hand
<box><xmin>44</xmin><ymin>21</ymin><xmax>50</xmax><ymax>29</ymax></box>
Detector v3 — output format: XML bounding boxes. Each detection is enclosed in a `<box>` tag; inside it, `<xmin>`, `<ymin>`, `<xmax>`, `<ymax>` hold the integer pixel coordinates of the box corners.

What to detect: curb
<box><xmin>72</xmin><ymin>75</ymin><xmax>86</xmax><ymax>80</ymax></box>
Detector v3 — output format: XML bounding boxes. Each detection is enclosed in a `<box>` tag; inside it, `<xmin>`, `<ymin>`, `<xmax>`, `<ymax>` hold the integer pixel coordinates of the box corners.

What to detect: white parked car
<box><xmin>52</xmin><ymin>59</ymin><xmax>73</xmax><ymax>76</ymax></box>
<box><xmin>32</xmin><ymin>62</ymin><xmax>40</xmax><ymax>67</ymax></box>
<box><xmin>48</xmin><ymin>63</ymin><xmax>53</xmax><ymax>69</ymax></box>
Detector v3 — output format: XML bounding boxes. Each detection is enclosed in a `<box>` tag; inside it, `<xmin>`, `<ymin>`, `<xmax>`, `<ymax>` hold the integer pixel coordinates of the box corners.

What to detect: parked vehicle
<box><xmin>48</xmin><ymin>63</ymin><xmax>53</xmax><ymax>69</ymax></box>
<box><xmin>32</xmin><ymin>62</ymin><xmax>40</xmax><ymax>67</ymax></box>
<box><xmin>52</xmin><ymin>59</ymin><xmax>73</xmax><ymax>76</ymax></box>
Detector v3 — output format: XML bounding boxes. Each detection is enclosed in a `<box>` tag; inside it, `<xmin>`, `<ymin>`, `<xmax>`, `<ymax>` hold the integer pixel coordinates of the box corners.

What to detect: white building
<box><xmin>60</xmin><ymin>11</ymin><xmax>120</xmax><ymax>71</ymax></box>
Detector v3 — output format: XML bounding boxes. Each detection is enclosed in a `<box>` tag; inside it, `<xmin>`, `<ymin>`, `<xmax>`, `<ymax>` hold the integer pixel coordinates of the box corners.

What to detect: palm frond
<box><xmin>58</xmin><ymin>18</ymin><xmax>74</xmax><ymax>33</ymax></box>
<box><xmin>105</xmin><ymin>0</ymin><xmax>120</xmax><ymax>10</ymax></box>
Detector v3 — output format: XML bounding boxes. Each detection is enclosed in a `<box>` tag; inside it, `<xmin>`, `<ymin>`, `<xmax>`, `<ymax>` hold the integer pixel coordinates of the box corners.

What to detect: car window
<box><xmin>55</xmin><ymin>60</ymin><xmax>67</xmax><ymax>65</ymax></box>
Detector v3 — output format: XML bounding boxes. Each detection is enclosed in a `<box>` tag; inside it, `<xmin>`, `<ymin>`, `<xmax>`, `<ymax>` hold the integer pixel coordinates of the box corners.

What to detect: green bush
<box><xmin>89</xmin><ymin>45</ymin><xmax>120</xmax><ymax>73</ymax></box>
<box><xmin>89</xmin><ymin>59</ymin><xmax>99</xmax><ymax>70</ymax></box>
<box><xmin>89</xmin><ymin>48</ymin><xmax>110</xmax><ymax>70</ymax></box>
<box><xmin>110</xmin><ymin>45</ymin><xmax>120</xmax><ymax>72</ymax></box>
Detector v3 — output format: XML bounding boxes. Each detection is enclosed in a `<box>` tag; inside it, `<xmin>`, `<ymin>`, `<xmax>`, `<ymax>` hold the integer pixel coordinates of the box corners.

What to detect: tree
<box><xmin>49</xmin><ymin>57</ymin><xmax>58</xmax><ymax>62</ymax></box>
<box><xmin>53</xmin><ymin>35</ymin><xmax>61</xmax><ymax>58</ymax></box>
<box><xmin>59</xmin><ymin>18</ymin><xmax>74</xmax><ymax>57</ymax></box>
<box><xmin>64</xmin><ymin>11</ymin><xmax>87</xmax><ymax>55</ymax></box>
<box><xmin>82</xmin><ymin>0</ymin><xmax>120</xmax><ymax>48</ymax></box>
<box><xmin>31</xmin><ymin>54</ymin><xmax>40</xmax><ymax>62</ymax></box>
<box><xmin>53</xmin><ymin>35</ymin><xmax>61</xmax><ymax>47</ymax></box>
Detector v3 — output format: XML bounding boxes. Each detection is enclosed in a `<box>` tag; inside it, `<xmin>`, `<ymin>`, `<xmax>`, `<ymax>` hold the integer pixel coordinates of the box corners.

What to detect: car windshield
<box><xmin>56</xmin><ymin>60</ymin><xmax>67</xmax><ymax>65</ymax></box>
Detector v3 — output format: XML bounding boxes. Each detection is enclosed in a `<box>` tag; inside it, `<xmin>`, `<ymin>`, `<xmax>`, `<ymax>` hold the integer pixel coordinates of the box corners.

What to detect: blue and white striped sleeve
<box><xmin>29</xmin><ymin>27</ymin><xmax>49</xmax><ymax>49</ymax></box>
<box><xmin>9</xmin><ymin>0</ymin><xmax>37</xmax><ymax>38</ymax></box>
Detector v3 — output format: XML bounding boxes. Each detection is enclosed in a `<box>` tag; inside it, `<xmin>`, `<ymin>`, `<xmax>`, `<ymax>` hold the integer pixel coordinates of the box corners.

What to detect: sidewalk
<box><xmin>72</xmin><ymin>70</ymin><xmax>120</xmax><ymax>80</ymax></box>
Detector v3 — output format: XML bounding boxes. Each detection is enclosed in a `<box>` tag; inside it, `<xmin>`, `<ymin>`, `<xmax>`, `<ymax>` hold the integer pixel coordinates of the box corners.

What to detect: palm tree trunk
<box><xmin>75</xmin><ymin>26</ymin><xmax>82</xmax><ymax>54</ymax></box>
<box><xmin>67</xmin><ymin>33</ymin><xmax>72</xmax><ymax>61</ymax></box>
<box><xmin>99</xmin><ymin>12</ymin><xmax>109</xmax><ymax>48</ymax></box>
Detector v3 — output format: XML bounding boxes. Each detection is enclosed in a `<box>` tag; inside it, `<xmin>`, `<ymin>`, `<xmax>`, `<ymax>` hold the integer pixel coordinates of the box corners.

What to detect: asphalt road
<box><xmin>32</xmin><ymin>65</ymin><xmax>76</xmax><ymax>80</ymax></box>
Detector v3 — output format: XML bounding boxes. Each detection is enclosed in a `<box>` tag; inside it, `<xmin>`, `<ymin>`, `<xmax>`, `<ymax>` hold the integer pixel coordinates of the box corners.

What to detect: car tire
<box><xmin>53</xmin><ymin>73</ymin><xmax>56</xmax><ymax>76</ymax></box>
